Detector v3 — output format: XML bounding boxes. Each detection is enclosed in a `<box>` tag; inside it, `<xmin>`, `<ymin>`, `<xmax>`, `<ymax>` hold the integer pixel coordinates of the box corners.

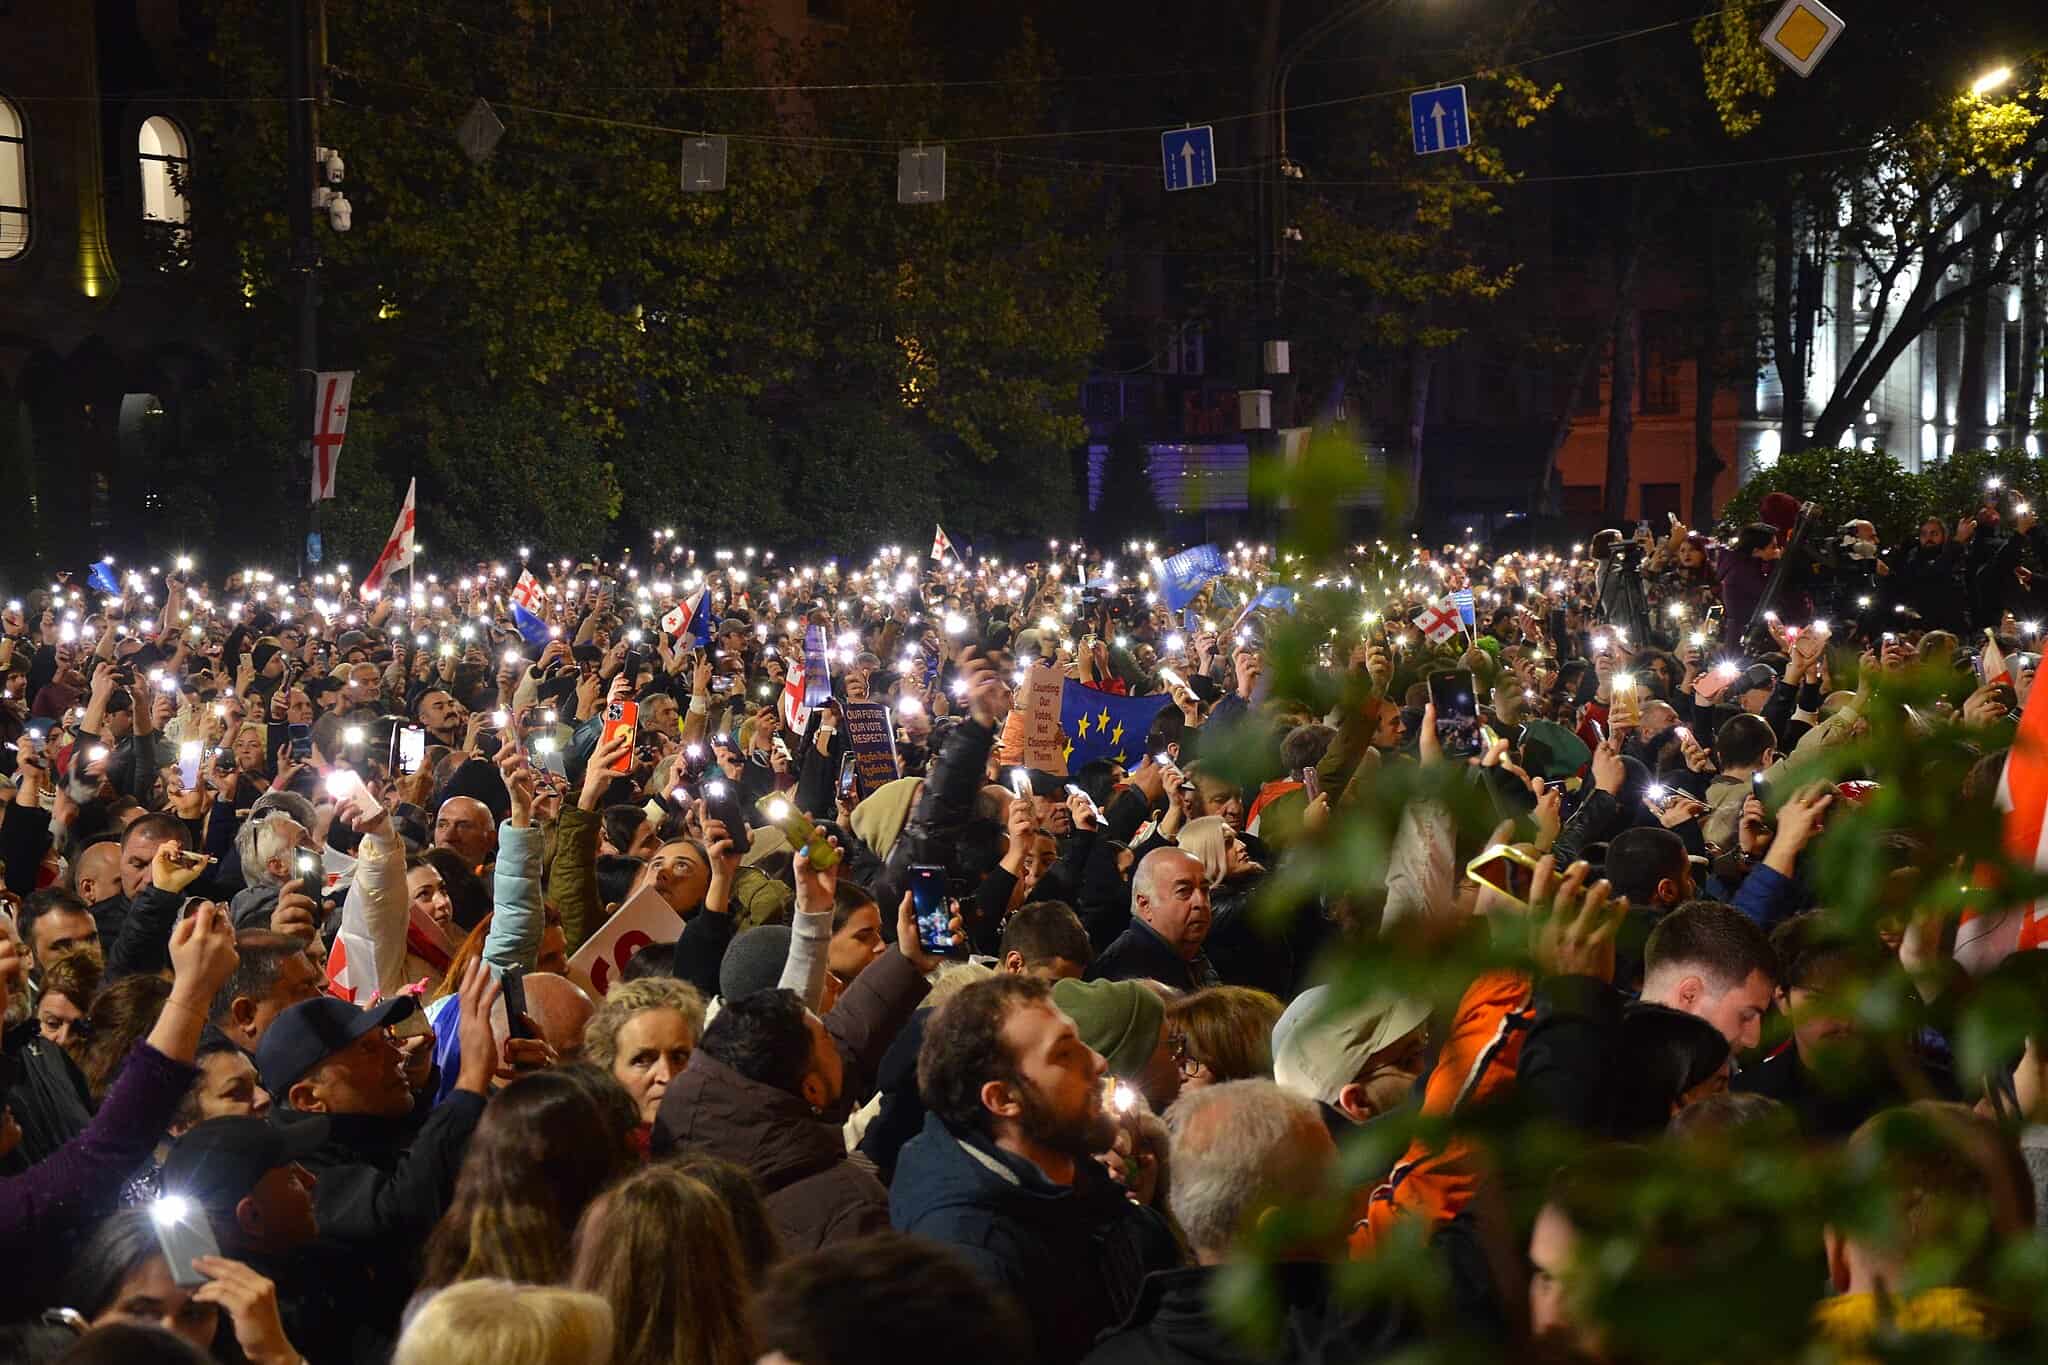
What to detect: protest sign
<box><xmin>1021</xmin><ymin>664</ymin><xmax>1068</xmax><ymax>774</ymax></box>
<box><xmin>568</xmin><ymin>884</ymin><xmax>685</xmax><ymax>998</ymax></box>
<box><xmin>841</xmin><ymin>700</ymin><xmax>901</xmax><ymax>797</ymax></box>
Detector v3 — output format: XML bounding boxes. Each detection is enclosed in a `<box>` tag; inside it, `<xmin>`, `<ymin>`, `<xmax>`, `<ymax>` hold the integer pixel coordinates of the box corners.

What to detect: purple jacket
<box><xmin>0</xmin><ymin>1042</ymin><xmax>197</xmax><ymax>1252</ymax></box>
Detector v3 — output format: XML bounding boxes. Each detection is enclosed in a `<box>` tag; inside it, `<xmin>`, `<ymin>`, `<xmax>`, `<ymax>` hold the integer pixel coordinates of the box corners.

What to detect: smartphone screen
<box><xmin>1427</xmin><ymin>670</ymin><xmax>1482</xmax><ymax>758</ymax></box>
<box><xmin>288</xmin><ymin>722</ymin><xmax>313</xmax><ymax>761</ymax></box>
<box><xmin>177</xmin><ymin>740</ymin><xmax>202</xmax><ymax>791</ymax></box>
<box><xmin>151</xmin><ymin>1197</ymin><xmax>222</xmax><ymax>1290</ymax></box>
<box><xmin>910</xmin><ymin>864</ymin><xmax>958</xmax><ymax>955</ymax></box>
<box><xmin>601</xmin><ymin>699</ymin><xmax>639</xmax><ymax>774</ymax></box>
<box><xmin>1299</xmin><ymin>767</ymin><xmax>1321</xmax><ymax>802</ymax></box>
<box><xmin>702</xmin><ymin>779</ymin><xmax>752</xmax><ymax>857</ymax></box>
<box><xmin>395</xmin><ymin>724</ymin><xmax>427</xmax><ymax>775</ymax></box>
<box><xmin>837</xmin><ymin>754</ymin><xmax>859</xmax><ymax>801</ymax></box>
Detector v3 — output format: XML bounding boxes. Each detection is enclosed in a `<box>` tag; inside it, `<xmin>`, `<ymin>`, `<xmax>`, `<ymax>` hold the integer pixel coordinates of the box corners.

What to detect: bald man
<box><xmin>519</xmin><ymin>972</ymin><xmax>595</xmax><ymax>1063</ymax></box>
<box><xmin>1086</xmin><ymin>846</ymin><xmax>1218</xmax><ymax>990</ymax></box>
<box><xmin>433</xmin><ymin>796</ymin><xmax>498</xmax><ymax>871</ymax></box>
<box><xmin>71</xmin><ymin>839</ymin><xmax>124</xmax><ymax>910</ymax></box>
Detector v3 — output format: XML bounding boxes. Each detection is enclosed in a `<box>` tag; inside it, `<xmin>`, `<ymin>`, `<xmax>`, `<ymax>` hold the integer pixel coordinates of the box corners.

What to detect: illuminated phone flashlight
<box><xmin>59</xmin><ymin>622</ymin><xmax>76</xmax><ymax>644</ymax></box>
<box><xmin>686</xmin><ymin>742</ymin><xmax>704</xmax><ymax>760</ymax></box>
<box><xmin>534</xmin><ymin>735</ymin><xmax>558</xmax><ymax>755</ymax></box>
<box><xmin>492</xmin><ymin>709</ymin><xmax>510</xmax><ymax>729</ymax></box>
<box><xmin>1716</xmin><ymin>661</ymin><xmax>1740</xmax><ymax>679</ymax></box>
<box><xmin>1689</xmin><ymin>631</ymin><xmax>1706</xmax><ymax>647</ymax></box>
<box><xmin>341</xmin><ymin>725</ymin><xmax>364</xmax><ymax>748</ymax></box>
<box><xmin>2018</xmin><ymin>502</ymin><xmax>2033</xmax><ymax>518</ymax></box>
<box><xmin>897</xmin><ymin>695</ymin><xmax>924</xmax><ymax>718</ymax></box>
<box><xmin>87</xmin><ymin>745</ymin><xmax>108</xmax><ymax>762</ymax></box>
<box><xmin>503</xmin><ymin>650</ymin><xmax>521</xmax><ymax>666</ymax></box>
<box><xmin>1112</xmin><ymin>1083</ymin><xmax>1136</xmax><ymax>1115</ymax></box>
<box><xmin>668</xmin><ymin>785</ymin><xmax>692</xmax><ymax>805</ymax></box>
<box><xmin>212</xmin><ymin>702</ymin><xmax>227</xmax><ymax>718</ymax></box>
<box><xmin>1592</xmin><ymin>633</ymin><xmax>1609</xmax><ymax>652</ymax></box>
<box><xmin>706</xmin><ymin>780</ymin><xmax>728</xmax><ymax>799</ymax></box>
<box><xmin>1988</xmin><ymin>476</ymin><xmax>2005</xmax><ymax>492</ymax></box>
<box><xmin>1647</xmin><ymin>784</ymin><xmax>1667</xmax><ymax>803</ymax></box>
<box><xmin>324</xmin><ymin>770</ymin><xmax>360</xmax><ymax>801</ymax></box>
<box><xmin>1612</xmin><ymin>671</ymin><xmax>1634</xmax><ymax>691</ymax></box>
<box><xmin>766</xmin><ymin>798</ymin><xmax>791</xmax><ymax>822</ymax></box>
<box><xmin>438</xmin><ymin>642</ymin><xmax>454</xmax><ymax>658</ymax></box>
<box><xmin>157</xmin><ymin>675</ymin><xmax>178</xmax><ymax>694</ymax></box>
<box><xmin>1811</xmin><ymin>619</ymin><xmax>1830</xmax><ymax>635</ymax></box>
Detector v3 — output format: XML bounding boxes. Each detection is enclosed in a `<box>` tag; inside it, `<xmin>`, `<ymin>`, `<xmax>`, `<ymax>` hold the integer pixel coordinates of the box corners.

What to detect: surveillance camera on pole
<box><xmin>312</xmin><ymin>186</ymin><xmax>352</xmax><ymax>232</ymax></box>
<box><xmin>316</xmin><ymin>145</ymin><xmax>345</xmax><ymax>184</ymax></box>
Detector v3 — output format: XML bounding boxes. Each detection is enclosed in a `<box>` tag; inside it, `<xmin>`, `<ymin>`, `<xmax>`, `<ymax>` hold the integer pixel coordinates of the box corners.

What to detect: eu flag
<box><xmin>510</xmin><ymin>602</ymin><xmax>552</xmax><ymax>651</ymax></box>
<box><xmin>1156</xmin><ymin>544</ymin><xmax>1227</xmax><ymax>612</ymax></box>
<box><xmin>1059</xmin><ymin>679</ymin><xmax>1170</xmax><ymax>772</ymax></box>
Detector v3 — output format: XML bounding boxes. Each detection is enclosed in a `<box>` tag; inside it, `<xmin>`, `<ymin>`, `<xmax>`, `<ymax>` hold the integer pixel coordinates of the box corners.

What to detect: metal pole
<box><xmin>287</xmin><ymin>0</ymin><xmax>321</xmax><ymax>576</ymax></box>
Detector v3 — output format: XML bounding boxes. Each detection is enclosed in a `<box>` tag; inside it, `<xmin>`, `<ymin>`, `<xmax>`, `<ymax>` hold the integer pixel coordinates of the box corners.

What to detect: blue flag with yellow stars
<box><xmin>1059</xmin><ymin>679</ymin><xmax>1171</xmax><ymax>772</ymax></box>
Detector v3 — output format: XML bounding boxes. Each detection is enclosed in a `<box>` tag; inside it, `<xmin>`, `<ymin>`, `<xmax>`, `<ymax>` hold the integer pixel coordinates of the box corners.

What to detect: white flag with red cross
<box><xmin>359</xmin><ymin>480</ymin><xmax>416</xmax><ymax>599</ymax></box>
<box><xmin>931</xmin><ymin>524</ymin><xmax>957</xmax><ymax>562</ymax></box>
<box><xmin>310</xmin><ymin>371</ymin><xmax>354</xmax><ymax>504</ymax></box>
<box><xmin>1412</xmin><ymin>600</ymin><xmax>1462</xmax><ymax>645</ymax></box>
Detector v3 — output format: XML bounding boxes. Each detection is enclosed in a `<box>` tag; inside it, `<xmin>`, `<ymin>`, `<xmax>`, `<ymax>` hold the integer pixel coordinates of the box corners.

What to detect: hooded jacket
<box><xmin>650</xmin><ymin>1051</ymin><xmax>889</xmax><ymax>1252</ymax></box>
<box><xmin>1081</xmin><ymin>1264</ymin><xmax>1416</xmax><ymax>1365</ymax></box>
<box><xmin>889</xmin><ymin>1113</ymin><xmax>1181</xmax><ymax>1365</ymax></box>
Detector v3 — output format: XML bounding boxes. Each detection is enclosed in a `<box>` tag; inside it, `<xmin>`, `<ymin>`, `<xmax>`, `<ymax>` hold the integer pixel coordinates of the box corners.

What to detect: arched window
<box><xmin>138</xmin><ymin>115</ymin><xmax>189</xmax><ymax>225</ymax></box>
<box><xmin>0</xmin><ymin>95</ymin><xmax>28</xmax><ymax>259</ymax></box>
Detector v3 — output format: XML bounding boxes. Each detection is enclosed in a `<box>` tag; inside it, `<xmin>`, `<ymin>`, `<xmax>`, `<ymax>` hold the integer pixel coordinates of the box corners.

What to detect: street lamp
<box><xmin>1969</xmin><ymin>66</ymin><xmax>2013</xmax><ymax>98</ymax></box>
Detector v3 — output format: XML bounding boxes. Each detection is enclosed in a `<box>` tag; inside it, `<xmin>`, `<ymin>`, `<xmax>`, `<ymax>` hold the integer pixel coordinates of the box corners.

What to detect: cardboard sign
<box><xmin>568</xmin><ymin>884</ymin><xmax>685</xmax><ymax>998</ymax></box>
<box><xmin>1021</xmin><ymin>664</ymin><xmax>1068</xmax><ymax>775</ymax></box>
<box><xmin>841</xmin><ymin>701</ymin><xmax>901</xmax><ymax>798</ymax></box>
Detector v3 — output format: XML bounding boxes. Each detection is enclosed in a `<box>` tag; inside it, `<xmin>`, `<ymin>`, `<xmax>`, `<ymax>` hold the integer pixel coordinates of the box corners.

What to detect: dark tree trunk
<box><xmin>1771</xmin><ymin>187</ymin><xmax>1811</xmax><ymax>450</ymax></box>
<box><xmin>1956</xmin><ymin>224</ymin><xmax>1995</xmax><ymax>453</ymax></box>
<box><xmin>1406</xmin><ymin>341</ymin><xmax>1434</xmax><ymax>525</ymax></box>
<box><xmin>2022</xmin><ymin>258</ymin><xmax>2044</xmax><ymax>448</ymax></box>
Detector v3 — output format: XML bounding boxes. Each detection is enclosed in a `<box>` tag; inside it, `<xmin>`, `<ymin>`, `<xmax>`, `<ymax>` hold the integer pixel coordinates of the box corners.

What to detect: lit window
<box><xmin>138</xmin><ymin>115</ymin><xmax>189</xmax><ymax>225</ymax></box>
<box><xmin>0</xmin><ymin>95</ymin><xmax>27</xmax><ymax>259</ymax></box>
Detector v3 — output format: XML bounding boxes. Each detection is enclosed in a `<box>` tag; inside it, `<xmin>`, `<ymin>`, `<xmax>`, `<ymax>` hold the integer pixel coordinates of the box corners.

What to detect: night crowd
<box><xmin>2</xmin><ymin>486</ymin><xmax>2048</xmax><ymax>1365</ymax></box>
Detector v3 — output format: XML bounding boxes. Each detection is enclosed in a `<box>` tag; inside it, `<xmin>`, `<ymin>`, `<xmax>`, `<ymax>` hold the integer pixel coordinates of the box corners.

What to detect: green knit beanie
<box><xmin>1051</xmin><ymin>978</ymin><xmax>1165</xmax><ymax>1080</ymax></box>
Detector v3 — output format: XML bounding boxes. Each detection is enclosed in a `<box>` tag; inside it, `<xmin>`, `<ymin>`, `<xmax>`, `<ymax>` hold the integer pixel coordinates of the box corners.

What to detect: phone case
<box><xmin>600</xmin><ymin>700</ymin><xmax>639</xmax><ymax>774</ymax></box>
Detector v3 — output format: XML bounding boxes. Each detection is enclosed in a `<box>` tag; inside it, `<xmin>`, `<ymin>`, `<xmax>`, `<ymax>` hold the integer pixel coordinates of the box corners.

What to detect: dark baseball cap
<box><xmin>160</xmin><ymin>1115</ymin><xmax>330</xmax><ymax>1216</ymax></box>
<box><xmin>255</xmin><ymin>995</ymin><xmax>417</xmax><ymax>1096</ymax></box>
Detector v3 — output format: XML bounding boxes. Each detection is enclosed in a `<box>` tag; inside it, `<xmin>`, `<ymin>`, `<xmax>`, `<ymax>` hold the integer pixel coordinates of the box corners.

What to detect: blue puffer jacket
<box><xmin>889</xmin><ymin>1113</ymin><xmax>1181</xmax><ymax>1365</ymax></box>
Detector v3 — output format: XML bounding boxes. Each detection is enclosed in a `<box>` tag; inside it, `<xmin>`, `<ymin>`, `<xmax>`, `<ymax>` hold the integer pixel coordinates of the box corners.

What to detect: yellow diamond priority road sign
<box><xmin>1760</xmin><ymin>0</ymin><xmax>1845</xmax><ymax>78</ymax></box>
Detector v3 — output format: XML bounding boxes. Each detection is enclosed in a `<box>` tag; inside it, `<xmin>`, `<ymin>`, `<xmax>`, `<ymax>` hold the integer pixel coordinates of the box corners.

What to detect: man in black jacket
<box><xmin>1083</xmin><ymin>1079</ymin><xmax>1416</xmax><ymax>1365</ymax></box>
<box><xmin>892</xmin><ymin>974</ymin><xmax>1180</xmax><ymax>1365</ymax></box>
<box><xmin>1088</xmin><ymin>847</ymin><xmax>1218</xmax><ymax>991</ymax></box>
<box><xmin>252</xmin><ymin>962</ymin><xmax>498</xmax><ymax>1345</ymax></box>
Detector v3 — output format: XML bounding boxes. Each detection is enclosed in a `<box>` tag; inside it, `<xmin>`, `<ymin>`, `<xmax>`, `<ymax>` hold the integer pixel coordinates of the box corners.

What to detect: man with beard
<box><xmin>891</xmin><ymin>976</ymin><xmax>1180</xmax><ymax>1365</ymax></box>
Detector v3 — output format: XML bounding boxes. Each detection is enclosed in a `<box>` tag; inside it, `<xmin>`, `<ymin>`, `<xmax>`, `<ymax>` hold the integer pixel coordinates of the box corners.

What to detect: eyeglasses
<box><xmin>1165</xmin><ymin>1032</ymin><xmax>1188</xmax><ymax>1064</ymax></box>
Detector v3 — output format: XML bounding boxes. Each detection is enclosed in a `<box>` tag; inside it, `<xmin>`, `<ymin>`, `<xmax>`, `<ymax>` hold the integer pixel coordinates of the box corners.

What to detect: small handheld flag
<box><xmin>660</xmin><ymin>587</ymin><xmax>714</xmax><ymax>647</ymax></box>
<box><xmin>931</xmin><ymin>524</ymin><xmax>957</xmax><ymax>561</ymax></box>
<box><xmin>1413</xmin><ymin>601</ymin><xmax>1462</xmax><ymax>645</ymax></box>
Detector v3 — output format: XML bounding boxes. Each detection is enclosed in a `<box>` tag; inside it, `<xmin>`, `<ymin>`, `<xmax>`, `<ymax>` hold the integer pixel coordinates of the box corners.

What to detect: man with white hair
<box><xmin>1082</xmin><ymin>1080</ymin><xmax>1417</xmax><ymax>1364</ymax></box>
<box><xmin>1087</xmin><ymin>846</ymin><xmax>1217</xmax><ymax>990</ymax></box>
<box><xmin>231</xmin><ymin>810</ymin><xmax>322</xmax><ymax>936</ymax></box>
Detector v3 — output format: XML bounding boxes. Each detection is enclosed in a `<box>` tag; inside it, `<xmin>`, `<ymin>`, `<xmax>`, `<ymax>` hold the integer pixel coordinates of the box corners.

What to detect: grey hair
<box><xmin>1164</xmin><ymin>1079</ymin><xmax>1329</xmax><ymax>1256</ymax></box>
<box><xmin>237</xmin><ymin>810</ymin><xmax>303</xmax><ymax>888</ymax></box>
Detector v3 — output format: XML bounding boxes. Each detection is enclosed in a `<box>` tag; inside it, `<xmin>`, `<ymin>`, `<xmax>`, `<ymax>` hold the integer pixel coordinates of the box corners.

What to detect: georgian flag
<box><xmin>931</xmin><ymin>524</ymin><xmax>956</xmax><ymax>562</ymax></box>
<box><xmin>660</xmin><ymin>587</ymin><xmax>713</xmax><ymax>646</ymax></box>
<box><xmin>1413</xmin><ymin>601</ymin><xmax>1462</xmax><ymax>645</ymax></box>
<box><xmin>310</xmin><ymin>371</ymin><xmax>353</xmax><ymax>504</ymax></box>
<box><xmin>509</xmin><ymin>570</ymin><xmax>544</xmax><ymax>613</ymax></box>
<box><xmin>780</xmin><ymin>655</ymin><xmax>810</xmax><ymax>734</ymax></box>
<box><xmin>509</xmin><ymin>569</ymin><xmax>550</xmax><ymax>651</ymax></box>
<box><xmin>359</xmin><ymin>479</ymin><xmax>416</xmax><ymax>599</ymax></box>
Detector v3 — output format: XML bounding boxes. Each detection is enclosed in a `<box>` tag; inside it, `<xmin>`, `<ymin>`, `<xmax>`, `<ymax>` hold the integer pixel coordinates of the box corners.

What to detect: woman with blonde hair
<box><xmin>571</xmin><ymin>1164</ymin><xmax>756</xmax><ymax>1365</ymax></box>
<box><xmin>1165</xmin><ymin>985</ymin><xmax>1286</xmax><ymax>1090</ymax></box>
<box><xmin>581</xmin><ymin>976</ymin><xmax>707</xmax><ymax>1126</ymax></box>
<box><xmin>1176</xmin><ymin>815</ymin><xmax>1289</xmax><ymax>995</ymax></box>
<box><xmin>394</xmin><ymin>1279</ymin><xmax>613</xmax><ymax>1365</ymax></box>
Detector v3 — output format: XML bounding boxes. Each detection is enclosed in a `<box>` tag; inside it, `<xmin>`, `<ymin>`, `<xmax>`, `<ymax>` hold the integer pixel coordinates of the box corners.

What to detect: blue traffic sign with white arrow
<box><xmin>1410</xmin><ymin>85</ymin><xmax>1471</xmax><ymax>155</ymax></box>
<box><xmin>1161</xmin><ymin>125</ymin><xmax>1217</xmax><ymax>191</ymax></box>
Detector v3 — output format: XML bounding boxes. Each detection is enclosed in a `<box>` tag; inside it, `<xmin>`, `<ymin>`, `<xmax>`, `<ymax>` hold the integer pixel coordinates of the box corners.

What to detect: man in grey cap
<box><xmin>1271</xmin><ymin>984</ymin><xmax>1431</xmax><ymax>1134</ymax></box>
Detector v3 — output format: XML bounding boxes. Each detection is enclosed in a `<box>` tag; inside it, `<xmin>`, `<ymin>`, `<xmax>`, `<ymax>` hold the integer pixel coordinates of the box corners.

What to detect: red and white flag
<box><xmin>931</xmin><ymin>524</ymin><xmax>956</xmax><ymax>562</ymax></box>
<box><xmin>1982</xmin><ymin>629</ymin><xmax>2012</xmax><ymax>687</ymax></box>
<box><xmin>310</xmin><ymin>371</ymin><xmax>354</xmax><ymax>504</ymax></box>
<box><xmin>1957</xmin><ymin>682</ymin><xmax>2048</xmax><ymax>972</ymax></box>
<box><xmin>359</xmin><ymin>479</ymin><xmax>417</xmax><ymax>599</ymax></box>
<box><xmin>1413</xmin><ymin>600</ymin><xmax>1462</xmax><ymax>645</ymax></box>
<box><xmin>780</xmin><ymin>655</ymin><xmax>810</xmax><ymax>734</ymax></box>
<box><xmin>509</xmin><ymin>569</ymin><xmax>544</xmax><ymax>614</ymax></box>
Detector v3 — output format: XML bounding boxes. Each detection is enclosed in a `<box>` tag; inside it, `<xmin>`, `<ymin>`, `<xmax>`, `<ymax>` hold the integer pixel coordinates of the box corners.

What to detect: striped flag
<box><xmin>660</xmin><ymin>587</ymin><xmax>713</xmax><ymax>646</ymax></box>
<box><xmin>1957</xmin><ymin>681</ymin><xmax>2048</xmax><ymax>972</ymax></box>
